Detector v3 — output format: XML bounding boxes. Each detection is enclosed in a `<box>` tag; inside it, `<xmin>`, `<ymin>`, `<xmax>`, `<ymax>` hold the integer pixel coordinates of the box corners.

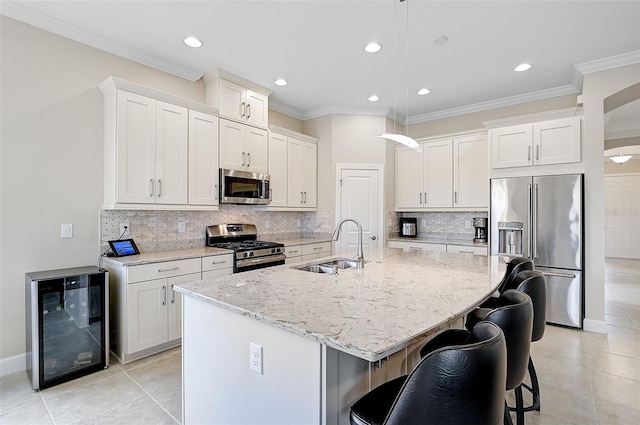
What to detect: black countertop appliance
<box><xmin>399</xmin><ymin>217</ymin><xmax>417</xmax><ymax>237</ymax></box>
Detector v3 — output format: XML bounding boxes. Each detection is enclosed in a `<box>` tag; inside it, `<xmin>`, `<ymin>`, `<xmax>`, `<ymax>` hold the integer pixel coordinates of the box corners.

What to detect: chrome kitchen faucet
<box><xmin>332</xmin><ymin>218</ymin><xmax>365</xmax><ymax>269</ymax></box>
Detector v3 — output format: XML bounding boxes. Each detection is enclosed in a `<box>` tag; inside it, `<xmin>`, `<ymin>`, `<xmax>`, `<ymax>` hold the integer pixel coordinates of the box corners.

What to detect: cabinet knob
<box><xmin>369</xmin><ymin>236</ymin><xmax>377</xmax><ymax>240</ymax></box>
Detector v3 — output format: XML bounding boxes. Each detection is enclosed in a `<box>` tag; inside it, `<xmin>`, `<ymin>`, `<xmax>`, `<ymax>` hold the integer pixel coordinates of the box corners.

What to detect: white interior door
<box><xmin>605</xmin><ymin>174</ymin><xmax>640</xmax><ymax>259</ymax></box>
<box><xmin>337</xmin><ymin>166</ymin><xmax>381</xmax><ymax>256</ymax></box>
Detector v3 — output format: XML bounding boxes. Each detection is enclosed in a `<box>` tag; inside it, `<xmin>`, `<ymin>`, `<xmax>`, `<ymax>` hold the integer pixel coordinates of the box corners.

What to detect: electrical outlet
<box><xmin>178</xmin><ymin>221</ymin><xmax>186</xmax><ymax>233</ymax></box>
<box><xmin>61</xmin><ymin>224</ymin><xmax>73</xmax><ymax>238</ymax></box>
<box><xmin>250</xmin><ymin>342</ymin><xmax>263</xmax><ymax>375</ymax></box>
<box><xmin>265</xmin><ymin>219</ymin><xmax>270</xmax><ymax>229</ymax></box>
<box><xmin>120</xmin><ymin>223</ymin><xmax>129</xmax><ymax>235</ymax></box>
<box><xmin>421</xmin><ymin>219</ymin><xmax>427</xmax><ymax>227</ymax></box>
<box><xmin>465</xmin><ymin>220</ymin><xmax>471</xmax><ymax>229</ymax></box>
<box><xmin>297</xmin><ymin>219</ymin><xmax>302</xmax><ymax>227</ymax></box>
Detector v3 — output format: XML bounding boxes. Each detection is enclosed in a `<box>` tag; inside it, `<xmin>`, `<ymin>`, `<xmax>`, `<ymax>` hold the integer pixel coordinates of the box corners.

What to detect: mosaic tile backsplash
<box><xmin>387</xmin><ymin>211</ymin><xmax>488</xmax><ymax>240</ymax></box>
<box><xmin>101</xmin><ymin>205</ymin><xmax>333</xmax><ymax>252</ymax></box>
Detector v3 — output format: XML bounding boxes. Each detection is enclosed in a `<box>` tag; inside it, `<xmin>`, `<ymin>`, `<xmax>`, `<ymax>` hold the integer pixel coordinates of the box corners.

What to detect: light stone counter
<box><xmin>175</xmin><ymin>246</ymin><xmax>505</xmax><ymax>362</ymax></box>
<box><xmin>387</xmin><ymin>236</ymin><xmax>488</xmax><ymax>248</ymax></box>
<box><xmin>101</xmin><ymin>246</ymin><xmax>232</xmax><ymax>267</ymax></box>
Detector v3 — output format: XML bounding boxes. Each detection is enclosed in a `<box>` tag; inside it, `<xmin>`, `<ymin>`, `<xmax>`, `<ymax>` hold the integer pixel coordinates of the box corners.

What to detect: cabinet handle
<box><xmin>454</xmin><ymin>191</ymin><xmax>458</xmax><ymax>204</ymax></box>
<box><xmin>458</xmin><ymin>250</ymin><xmax>473</xmax><ymax>254</ymax></box>
<box><xmin>270</xmin><ymin>188</ymin><xmax>273</xmax><ymax>200</ymax></box>
<box><xmin>246</xmin><ymin>103</ymin><xmax>251</xmax><ymax>119</ymax></box>
<box><xmin>313</xmin><ymin>246</ymin><xmax>324</xmax><ymax>250</ymax></box>
<box><xmin>419</xmin><ymin>193</ymin><xmax>422</xmax><ymax>204</ymax></box>
<box><xmin>301</xmin><ymin>191</ymin><xmax>304</xmax><ymax>203</ymax></box>
<box><xmin>240</xmin><ymin>102</ymin><xmax>246</xmax><ymax>117</ymax></box>
<box><xmin>409</xmin><ymin>246</ymin><xmax>423</xmax><ymax>250</ymax></box>
<box><xmin>528</xmin><ymin>146</ymin><xmax>531</xmax><ymax>161</ymax></box>
<box><xmin>170</xmin><ymin>284</ymin><xmax>176</xmax><ymax>304</ymax></box>
<box><xmin>247</xmin><ymin>152</ymin><xmax>251</xmax><ymax>167</ymax></box>
<box><xmin>157</xmin><ymin>179</ymin><xmax>162</xmax><ymax>197</ymax></box>
<box><xmin>369</xmin><ymin>236</ymin><xmax>377</xmax><ymax>240</ymax></box>
<box><xmin>288</xmin><ymin>250</ymin><xmax>299</xmax><ymax>254</ymax></box>
<box><xmin>536</xmin><ymin>145</ymin><xmax>540</xmax><ymax>161</ymax></box>
<box><xmin>242</xmin><ymin>152</ymin><xmax>246</xmax><ymax>166</ymax></box>
<box><xmin>424</xmin><ymin>192</ymin><xmax>428</xmax><ymax>205</ymax></box>
<box><xmin>303</xmin><ymin>191</ymin><xmax>307</xmax><ymax>203</ymax></box>
<box><xmin>211</xmin><ymin>260</ymin><xmax>227</xmax><ymax>265</ymax></box>
<box><xmin>214</xmin><ymin>184</ymin><xmax>218</xmax><ymax>200</ymax></box>
<box><xmin>158</xmin><ymin>266</ymin><xmax>180</xmax><ymax>273</ymax></box>
<box><xmin>150</xmin><ymin>178</ymin><xmax>154</xmax><ymax>197</ymax></box>
<box><xmin>162</xmin><ymin>285</ymin><xmax>167</xmax><ymax>306</ymax></box>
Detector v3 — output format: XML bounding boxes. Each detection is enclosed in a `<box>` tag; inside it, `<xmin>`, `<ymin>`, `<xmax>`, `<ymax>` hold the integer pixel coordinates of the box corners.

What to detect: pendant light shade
<box><xmin>377</xmin><ymin>133</ymin><xmax>421</xmax><ymax>152</ymax></box>
<box><xmin>609</xmin><ymin>155</ymin><xmax>632</xmax><ymax>164</ymax></box>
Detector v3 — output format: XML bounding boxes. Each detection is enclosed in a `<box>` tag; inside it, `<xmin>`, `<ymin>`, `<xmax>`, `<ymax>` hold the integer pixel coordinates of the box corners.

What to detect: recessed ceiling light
<box><xmin>365</xmin><ymin>42</ymin><xmax>382</xmax><ymax>53</ymax></box>
<box><xmin>514</xmin><ymin>63</ymin><xmax>532</xmax><ymax>72</ymax></box>
<box><xmin>417</xmin><ymin>88</ymin><xmax>431</xmax><ymax>95</ymax></box>
<box><xmin>368</xmin><ymin>95</ymin><xmax>380</xmax><ymax>102</ymax></box>
<box><xmin>274</xmin><ymin>79</ymin><xmax>288</xmax><ymax>86</ymax></box>
<box><xmin>184</xmin><ymin>36</ymin><xmax>203</xmax><ymax>48</ymax></box>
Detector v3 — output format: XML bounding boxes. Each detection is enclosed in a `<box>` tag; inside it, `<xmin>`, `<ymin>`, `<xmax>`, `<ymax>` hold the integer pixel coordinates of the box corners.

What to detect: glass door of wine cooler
<box><xmin>26</xmin><ymin>266</ymin><xmax>109</xmax><ymax>390</ymax></box>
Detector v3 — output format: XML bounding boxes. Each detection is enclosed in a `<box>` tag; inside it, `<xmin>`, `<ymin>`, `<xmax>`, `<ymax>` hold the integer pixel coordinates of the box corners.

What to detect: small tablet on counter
<box><xmin>108</xmin><ymin>239</ymin><xmax>140</xmax><ymax>257</ymax></box>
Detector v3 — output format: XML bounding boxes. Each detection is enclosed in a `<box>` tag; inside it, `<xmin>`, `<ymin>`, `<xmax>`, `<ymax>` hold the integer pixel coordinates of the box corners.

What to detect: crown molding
<box><xmin>575</xmin><ymin>50</ymin><xmax>640</xmax><ymax>75</ymax></box>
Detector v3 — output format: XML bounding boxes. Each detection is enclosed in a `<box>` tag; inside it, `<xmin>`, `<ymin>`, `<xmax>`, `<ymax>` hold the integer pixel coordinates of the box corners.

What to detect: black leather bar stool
<box><xmin>507</xmin><ymin>270</ymin><xmax>546</xmax><ymax>413</ymax></box>
<box><xmin>349</xmin><ymin>322</ymin><xmax>507</xmax><ymax>425</ymax></box>
<box><xmin>470</xmin><ymin>290</ymin><xmax>533</xmax><ymax>425</ymax></box>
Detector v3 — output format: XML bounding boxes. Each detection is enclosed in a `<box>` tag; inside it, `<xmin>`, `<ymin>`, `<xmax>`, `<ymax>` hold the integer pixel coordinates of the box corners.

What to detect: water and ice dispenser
<box><xmin>497</xmin><ymin>222</ymin><xmax>524</xmax><ymax>255</ymax></box>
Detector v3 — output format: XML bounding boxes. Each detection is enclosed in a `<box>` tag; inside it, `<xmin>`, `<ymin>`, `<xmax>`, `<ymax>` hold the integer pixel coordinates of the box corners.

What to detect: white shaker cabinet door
<box><xmin>423</xmin><ymin>139</ymin><xmax>453</xmax><ymax>208</ymax></box>
<box><xmin>268</xmin><ymin>132</ymin><xmax>288</xmax><ymax>207</ymax></box>
<box><xmin>453</xmin><ymin>133</ymin><xmax>488</xmax><ymax>208</ymax></box>
<box><xmin>219</xmin><ymin>118</ymin><xmax>246</xmax><ymax>170</ymax></box>
<box><xmin>188</xmin><ymin>110</ymin><xmax>219</xmax><ymax>205</ymax></box>
<box><xmin>490</xmin><ymin>124</ymin><xmax>533</xmax><ymax>169</ymax></box>
<box><xmin>126</xmin><ymin>278</ymin><xmax>168</xmax><ymax>354</ymax></box>
<box><xmin>245</xmin><ymin>126</ymin><xmax>269</xmax><ymax>174</ymax></box>
<box><xmin>533</xmin><ymin>117</ymin><xmax>581</xmax><ymax>166</ymax></box>
<box><xmin>115</xmin><ymin>91</ymin><xmax>156</xmax><ymax>204</ymax></box>
<box><xmin>154</xmin><ymin>101</ymin><xmax>188</xmax><ymax>205</ymax></box>
<box><xmin>396</xmin><ymin>146</ymin><xmax>424</xmax><ymax>209</ymax></box>
<box><xmin>301</xmin><ymin>141</ymin><xmax>317</xmax><ymax>208</ymax></box>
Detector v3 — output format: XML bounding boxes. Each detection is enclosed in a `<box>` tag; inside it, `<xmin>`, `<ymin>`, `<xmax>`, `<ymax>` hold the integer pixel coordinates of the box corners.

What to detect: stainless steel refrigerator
<box><xmin>490</xmin><ymin>174</ymin><xmax>584</xmax><ymax>328</ymax></box>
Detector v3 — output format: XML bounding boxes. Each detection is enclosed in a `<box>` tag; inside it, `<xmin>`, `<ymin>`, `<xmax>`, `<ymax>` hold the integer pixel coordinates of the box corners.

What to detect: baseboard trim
<box><xmin>0</xmin><ymin>353</ymin><xmax>26</xmax><ymax>377</ymax></box>
<box><xmin>583</xmin><ymin>318</ymin><xmax>608</xmax><ymax>334</ymax></box>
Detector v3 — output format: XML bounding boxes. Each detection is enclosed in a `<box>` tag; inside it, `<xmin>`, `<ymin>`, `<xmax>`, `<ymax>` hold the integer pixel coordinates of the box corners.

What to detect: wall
<box><xmin>604</xmin><ymin>158</ymin><xmax>640</xmax><ymax>174</ymax></box>
<box><xmin>0</xmin><ymin>17</ymin><xmax>213</xmax><ymax>370</ymax></box>
<box><xmin>581</xmin><ymin>62</ymin><xmax>640</xmax><ymax>332</ymax></box>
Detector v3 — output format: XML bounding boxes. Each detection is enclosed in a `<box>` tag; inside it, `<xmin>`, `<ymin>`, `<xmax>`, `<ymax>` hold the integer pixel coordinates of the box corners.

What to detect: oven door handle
<box><xmin>236</xmin><ymin>254</ymin><xmax>287</xmax><ymax>268</ymax></box>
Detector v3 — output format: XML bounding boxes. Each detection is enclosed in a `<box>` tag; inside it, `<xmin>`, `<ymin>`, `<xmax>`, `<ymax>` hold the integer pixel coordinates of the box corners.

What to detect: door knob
<box><xmin>369</xmin><ymin>236</ymin><xmax>377</xmax><ymax>240</ymax></box>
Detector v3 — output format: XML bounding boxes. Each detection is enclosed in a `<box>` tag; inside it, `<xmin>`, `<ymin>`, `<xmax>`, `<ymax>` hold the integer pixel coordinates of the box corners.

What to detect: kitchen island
<box><xmin>174</xmin><ymin>246</ymin><xmax>505</xmax><ymax>425</ymax></box>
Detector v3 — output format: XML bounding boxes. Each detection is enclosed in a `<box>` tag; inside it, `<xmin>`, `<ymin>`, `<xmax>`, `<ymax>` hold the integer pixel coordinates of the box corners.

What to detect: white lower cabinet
<box><xmin>446</xmin><ymin>245</ymin><xmax>488</xmax><ymax>256</ymax></box>
<box><xmin>285</xmin><ymin>242</ymin><xmax>331</xmax><ymax>264</ymax></box>
<box><xmin>201</xmin><ymin>254</ymin><xmax>234</xmax><ymax>278</ymax></box>
<box><xmin>107</xmin><ymin>255</ymin><xmax>232</xmax><ymax>363</ymax></box>
<box><xmin>387</xmin><ymin>240</ymin><xmax>447</xmax><ymax>252</ymax></box>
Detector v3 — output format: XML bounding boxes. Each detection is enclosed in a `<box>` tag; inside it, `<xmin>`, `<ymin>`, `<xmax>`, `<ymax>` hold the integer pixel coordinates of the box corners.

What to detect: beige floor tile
<box><xmin>591</xmin><ymin>371</ymin><xmax>640</xmax><ymax>411</ymax></box>
<box><xmin>0</xmin><ymin>371</ymin><xmax>41</xmax><ymax>415</ymax></box>
<box><xmin>90</xmin><ymin>396</ymin><xmax>178</xmax><ymax>425</ymax></box>
<box><xmin>595</xmin><ymin>397</ymin><xmax>640</xmax><ymax>425</ymax></box>
<box><xmin>0</xmin><ymin>400</ymin><xmax>53</xmax><ymax>425</ymax></box>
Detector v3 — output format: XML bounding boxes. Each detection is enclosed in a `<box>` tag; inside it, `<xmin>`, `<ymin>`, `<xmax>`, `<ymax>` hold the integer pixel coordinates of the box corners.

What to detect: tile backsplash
<box><xmin>387</xmin><ymin>211</ymin><xmax>488</xmax><ymax>241</ymax></box>
<box><xmin>101</xmin><ymin>206</ymin><xmax>333</xmax><ymax>252</ymax></box>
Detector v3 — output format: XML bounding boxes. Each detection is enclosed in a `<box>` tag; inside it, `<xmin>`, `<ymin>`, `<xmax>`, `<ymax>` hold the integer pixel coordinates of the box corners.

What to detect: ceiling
<box><xmin>2</xmin><ymin>0</ymin><xmax>640</xmax><ymax>127</ymax></box>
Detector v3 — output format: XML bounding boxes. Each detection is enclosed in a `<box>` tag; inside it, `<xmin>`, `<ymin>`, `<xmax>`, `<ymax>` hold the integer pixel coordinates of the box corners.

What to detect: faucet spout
<box><xmin>332</xmin><ymin>218</ymin><xmax>365</xmax><ymax>269</ymax></box>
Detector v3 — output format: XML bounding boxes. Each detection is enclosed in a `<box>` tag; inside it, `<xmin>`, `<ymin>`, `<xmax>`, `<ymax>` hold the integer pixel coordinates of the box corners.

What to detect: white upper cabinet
<box><xmin>188</xmin><ymin>110</ymin><xmax>219</xmax><ymax>206</ymax></box>
<box><xmin>396</xmin><ymin>138</ymin><xmax>453</xmax><ymax>209</ymax></box>
<box><xmin>219</xmin><ymin>118</ymin><xmax>268</xmax><ymax>174</ymax></box>
<box><xmin>269</xmin><ymin>126</ymin><xmax>319</xmax><ymax>209</ymax></box>
<box><xmin>491</xmin><ymin>116</ymin><xmax>581</xmax><ymax>169</ymax></box>
<box><xmin>100</xmin><ymin>76</ymin><xmax>219</xmax><ymax>210</ymax></box>
<box><xmin>453</xmin><ymin>133</ymin><xmax>488</xmax><ymax>208</ymax></box>
<box><xmin>396</xmin><ymin>131</ymin><xmax>489</xmax><ymax>211</ymax></box>
<box><xmin>111</xmin><ymin>90</ymin><xmax>188</xmax><ymax>205</ymax></box>
<box><xmin>204</xmin><ymin>70</ymin><xmax>271</xmax><ymax>130</ymax></box>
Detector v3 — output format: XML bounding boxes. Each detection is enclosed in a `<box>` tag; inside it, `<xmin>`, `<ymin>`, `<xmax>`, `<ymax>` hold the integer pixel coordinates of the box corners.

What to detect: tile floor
<box><xmin>1</xmin><ymin>258</ymin><xmax>639</xmax><ymax>424</ymax></box>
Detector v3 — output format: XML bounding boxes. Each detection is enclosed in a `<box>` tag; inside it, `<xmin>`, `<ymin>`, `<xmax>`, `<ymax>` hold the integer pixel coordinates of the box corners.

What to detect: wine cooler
<box><xmin>26</xmin><ymin>266</ymin><xmax>109</xmax><ymax>390</ymax></box>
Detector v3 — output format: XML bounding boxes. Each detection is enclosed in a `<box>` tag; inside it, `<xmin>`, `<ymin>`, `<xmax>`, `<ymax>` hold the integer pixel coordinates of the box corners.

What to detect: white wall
<box><xmin>581</xmin><ymin>62</ymin><xmax>640</xmax><ymax>332</ymax></box>
<box><xmin>0</xmin><ymin>17</ymin><xmax>207</xmax><ymax>370</ymax></box>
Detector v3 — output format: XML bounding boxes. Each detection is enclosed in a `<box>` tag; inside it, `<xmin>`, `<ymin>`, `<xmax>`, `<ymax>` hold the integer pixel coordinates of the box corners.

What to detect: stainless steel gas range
<box><xmin>206</xmin><ymin>224</ymin><xmax>285</xmax><ymax>273</ymax></box>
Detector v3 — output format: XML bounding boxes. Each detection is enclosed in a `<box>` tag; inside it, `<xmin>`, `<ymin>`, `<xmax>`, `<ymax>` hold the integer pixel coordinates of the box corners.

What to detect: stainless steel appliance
<box><xmin>490</xmin><ymin>174</ymin><xmax>584</xmax><ymax>328</ymax></box>
<box><xmin>399</xmin><ymin>217</ymin><xmax>417</xmax><ymax>237</ymax></box>
<box><xmin>206</xmin><ymin>224</ymin><xmax>285</xmax><ymax>273</ymax></box>
<box><xmin>473</xmin><ymin>217</ymin><xmax>487</xmax><ymax>242</ymax></box>
<box><xmin>26</xmin><ymin>266</ymin><xmax>109</xmax><ymax>389</ymax></box>
<box><xmin>219</xmin><ymin>169</ymin><xmax>271</xmax><ymax>205</ymax></box>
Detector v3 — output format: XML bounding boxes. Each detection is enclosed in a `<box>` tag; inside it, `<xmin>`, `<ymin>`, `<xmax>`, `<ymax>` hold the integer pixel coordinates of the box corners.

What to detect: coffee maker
<box><xmin>399</xmin><ymin>217</ymin><xmax>417</xmax><ymax>237</ymax></box>
<box><xmin>473</xmin><ymin>217</ymin><xmax>487</xmax><ymax>242</ymax></box>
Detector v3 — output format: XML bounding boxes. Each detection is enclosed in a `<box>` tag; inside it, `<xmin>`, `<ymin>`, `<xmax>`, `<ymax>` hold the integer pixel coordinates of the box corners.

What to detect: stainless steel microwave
<box><xmin>219</xmin><ymin>169</ymin><xmax>271</xmax><ymax>205</ymax></box>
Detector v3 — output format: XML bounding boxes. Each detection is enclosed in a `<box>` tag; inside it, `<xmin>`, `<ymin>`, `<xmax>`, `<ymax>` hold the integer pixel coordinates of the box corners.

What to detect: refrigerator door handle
<box><xmin>527</xmin><ymin>183</ymin><xmax>532</xmax><ymax>258</ymax></box>
<box><xmin>533</xmin><ymin>183</ymin><xmax>539</xmax><ymax>259</ymax></box>
<box><xmin>541</xmin><ymin>271</ymin><xmax>577</xmax><ymax>279</ymax></box>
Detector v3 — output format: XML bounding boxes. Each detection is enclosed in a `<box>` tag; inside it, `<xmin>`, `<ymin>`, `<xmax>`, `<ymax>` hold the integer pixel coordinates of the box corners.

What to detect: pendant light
<box><xmin>377</xmin><ymin>0</ymin><xmax>421</xmax><ymax>152</ymax></box>
<box><xmin>609</xmin><ymin>154</ymin><xmax>632</xmax><ymax>164</ymax></box>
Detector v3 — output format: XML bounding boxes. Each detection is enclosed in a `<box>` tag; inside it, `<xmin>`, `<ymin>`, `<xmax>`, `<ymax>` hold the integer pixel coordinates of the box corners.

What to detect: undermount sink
<box><xmin>292</xmin><ymin>257</ymin><xmax>365</xmax><ymax>274</ymax></box>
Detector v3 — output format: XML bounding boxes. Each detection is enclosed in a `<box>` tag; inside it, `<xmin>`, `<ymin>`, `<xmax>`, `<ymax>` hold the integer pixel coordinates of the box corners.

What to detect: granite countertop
<box><xmin>101</xmin><ymin>247</ymin><xmax>233</xmax><ymax>267</ymax></box>
<box><xmin>387</xmin><ymin>236</ymin><xmax>488</xmax><ymax>248</ymax></box>
<box><xmin>262</xmin><ymin>237</ymin><xmax>333</xmax><ymax>246</ymax></box>
<box><xmin>175</xmin><ymin>247</ymin><xmax>505</xmax><ymax>362</ymax></box>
